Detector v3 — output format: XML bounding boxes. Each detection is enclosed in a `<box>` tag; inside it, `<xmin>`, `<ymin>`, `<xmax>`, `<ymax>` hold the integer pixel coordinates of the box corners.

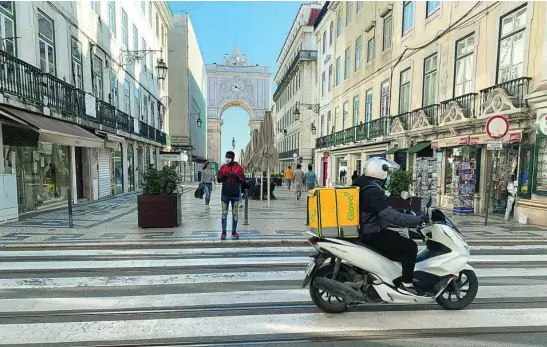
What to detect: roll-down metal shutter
<box><xmin>98</xmin><ymin>149</ymin><xmax>112</xmax><ymax>199</ymax></box>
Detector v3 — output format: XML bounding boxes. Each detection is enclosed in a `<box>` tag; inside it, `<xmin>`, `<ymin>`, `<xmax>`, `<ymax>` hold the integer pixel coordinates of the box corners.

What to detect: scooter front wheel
<box><xmin>309</xmin><ymin>263</ymin><xmax>353</xmax><ymax>314</ymax></box>
<box><xmin>436</xmin><ymin>269</ymin><xmax>478</xmax><ymax>310</ymax></box>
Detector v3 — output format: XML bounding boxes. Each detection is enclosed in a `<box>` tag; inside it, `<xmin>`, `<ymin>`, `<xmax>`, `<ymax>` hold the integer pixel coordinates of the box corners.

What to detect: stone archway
<box><xmin>206</xmin><ymin>46</ymin><xmax>271</xmax><ymax>164</ymax></box>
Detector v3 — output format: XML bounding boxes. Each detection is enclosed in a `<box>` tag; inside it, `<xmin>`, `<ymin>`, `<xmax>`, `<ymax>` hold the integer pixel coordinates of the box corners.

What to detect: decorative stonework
<box><xmin>480</xmin><ymin>87</ymin><xmax>519</xmax><ymax>118</ymax></box>
<box><xmin>390</xmin><ymin>116</ymin><xmax>405</xmax><ymax>134</ymax></box>
<box><xmin>411</xmin><ymin>110</ymin><xmax>432</xmax><ymax>130</ymax></box>
<box><xmin>438</xmin><ymin>101</ymin><xmax>470</xmax><ymax>126</ymax></box>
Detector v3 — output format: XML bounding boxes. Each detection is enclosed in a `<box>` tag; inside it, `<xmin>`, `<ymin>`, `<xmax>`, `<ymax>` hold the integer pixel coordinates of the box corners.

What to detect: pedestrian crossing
<box><xmin>1</xmin><ymin>244</ymin><xmax>547</xmax><ymax>346</ymax></box>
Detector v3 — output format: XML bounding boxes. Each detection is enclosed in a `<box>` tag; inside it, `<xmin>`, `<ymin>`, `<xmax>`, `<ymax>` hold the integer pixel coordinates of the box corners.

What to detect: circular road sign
<box><xmin>486</xmin><ymin>115</ymin><xmax>509</xmax><ymax>139</ymax></box>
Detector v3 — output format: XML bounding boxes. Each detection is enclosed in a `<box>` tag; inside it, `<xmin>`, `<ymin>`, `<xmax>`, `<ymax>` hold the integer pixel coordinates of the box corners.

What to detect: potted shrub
<box><xmin>386</xmin><ymin>170</ymin><xmax>422</xmax><ymax>214</ymax></box>
<box><xmin>137</xmin><ymin>165</ymin><xmax>182</xmax><ymax>228</ymax></box>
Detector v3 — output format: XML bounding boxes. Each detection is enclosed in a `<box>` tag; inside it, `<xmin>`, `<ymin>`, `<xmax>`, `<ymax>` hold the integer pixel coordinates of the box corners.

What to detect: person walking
<box><xmin>217</xmin><ymin>151</ymin><xmax>245</xmax><ymax>240</ymax></box>
<box><xmin>284</xmin><ymin>166</ymin><xmax>294</xmax><ymax>191</ymax></box>
<box><xmin>304</xmin><ymin>164</ymin><xmax>318</xmax><ymax>191</ymax></box>
<box><xmin>201</xmin><ymin>162</ymin><xmax>215</xmax><ymax>209</ymax></box>
<box><xmin>293</xmin><ymin>164</ymin><xmax>305</xmax><ymax>200</ymax></box>
<box><xmin>351</xmin><ymin>170</ymin><xmax>359</xmax><ymax>185</ymax></box>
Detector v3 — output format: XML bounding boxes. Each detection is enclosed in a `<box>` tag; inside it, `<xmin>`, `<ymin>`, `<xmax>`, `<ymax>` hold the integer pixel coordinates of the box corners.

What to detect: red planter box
<box><xmin>137</xmin><ymin>193</ymin><xmax>182</xmax><ymax>228</ymax></box>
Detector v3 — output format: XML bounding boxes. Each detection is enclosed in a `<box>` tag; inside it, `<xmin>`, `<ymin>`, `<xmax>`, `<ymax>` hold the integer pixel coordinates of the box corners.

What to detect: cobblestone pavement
<box><xmin>0</xmin><ymin>184</ymin><xmax>546</xmax><ymax>247</ymax></box>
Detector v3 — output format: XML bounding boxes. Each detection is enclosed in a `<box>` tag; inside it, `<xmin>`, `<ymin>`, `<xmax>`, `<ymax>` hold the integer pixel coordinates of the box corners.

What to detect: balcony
<box><xmin>315</xmin><ymin>117</ymin><xmax>389</xmax><ymax>149</ymax></box>
<box><xmin>479</xmin><ymin>77</ymin><xmax>531</xmax><ymax>119</ymax></box>
<box><xmin>279</xmin><ymin>149</ymin><xmax>298</xmax><ymax>159</ymax></box>
<box><xmin>389</xmin><ymin>112</ymin><xmax>411</xmax><ymax>134</ymax></box>
<box><xmin>438</xmin><ymin>93</ymin><xmax>477</xmax><ymax>126</ymax></box>
<box><xmin>409</xmin><ymin>104</ymin><xmax>439</xmax><ymax>130</ymax></box>
<box><xmin>0</xmin><ymin>50</ymin><xmax>168</xmax><ymax>146</ymax></box>
<box><xmin>97</xmin><ymin>100</ymin><xmax>117</xmax><ymax>129</ymax></box>
<box><xmin>273</xmin><ymin>50</ymin><xmax>318</xmax><ymax>101</ymax></box>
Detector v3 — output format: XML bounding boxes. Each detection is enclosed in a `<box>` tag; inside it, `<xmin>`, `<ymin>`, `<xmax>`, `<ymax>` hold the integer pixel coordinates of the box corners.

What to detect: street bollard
<box><xmin>67</xmin><ymin>188</ymin><xmax>73</xmax><ymax>228</ymax></box>
<box><xmin>243</xmin><ymin>189</ymin><xmax>249</xmax><ymax>225</ymax></box>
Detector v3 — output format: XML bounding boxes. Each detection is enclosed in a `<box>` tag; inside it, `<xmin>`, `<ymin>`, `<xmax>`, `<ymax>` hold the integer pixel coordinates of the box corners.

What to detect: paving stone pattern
<box><xmin>0</xmin><ymin>184</ymin><xmax>546</xmax><ymax>246</ymax></box>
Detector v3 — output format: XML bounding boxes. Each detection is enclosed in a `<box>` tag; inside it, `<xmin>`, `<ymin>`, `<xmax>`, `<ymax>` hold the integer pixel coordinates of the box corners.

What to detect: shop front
<box><xmin>432</xmin><ymin>136</ymin><xmax>479</xmax><ymax>214</ymax></box>
<box><xmin>127</xmin><ymin>144</ymin><xmax>135</xmax><ymax>191</ymax></box>
<box><xmin>406</xmin><ymin>142</ymin><xmax>437</xmax><ymax>208</ymax></box>
<box><xmin>0</xmin><ymin>106</ymin><xmax>104</xmax><ymax>214</ymax></box>
<box><xmin>113</xmin><ymin>143</ymin><xmax>124</xmax><ymax>195</ymax></box>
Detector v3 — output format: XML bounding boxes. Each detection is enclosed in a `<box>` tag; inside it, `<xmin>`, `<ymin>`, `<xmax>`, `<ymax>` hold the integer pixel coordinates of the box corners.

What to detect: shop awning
<box><xmin>0</xmin><ymin>106</ymin><xmax>104</xmax><ymax>149</ymax></box>
<box><xmin>383</xmin><ymin>146</ymin><xmax>403</xmax><ymax>155</ymax></box>
<box><xmin>405</xmin><ymin>142</ymin><xmax>431</xmax><ymax>153</ymax></box>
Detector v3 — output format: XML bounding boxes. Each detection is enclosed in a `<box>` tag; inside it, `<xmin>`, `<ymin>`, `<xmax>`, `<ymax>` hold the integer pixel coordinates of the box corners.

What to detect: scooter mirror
<box><xmin>426</xmin><ymin>196</ymin><xmax>432</xmax><ymax>208</ymax></box>
<box><xmin>400</xmin><ymin>191</ymin><xmax>410</xmax><ymax>200</ymax></box>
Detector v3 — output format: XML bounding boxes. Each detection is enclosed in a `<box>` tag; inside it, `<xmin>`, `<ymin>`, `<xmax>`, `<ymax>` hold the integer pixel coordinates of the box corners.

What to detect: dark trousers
<box><xmin>361</xmin><ymin>229</ymin><xmax>418</xmax><ymax>284</ymax></box>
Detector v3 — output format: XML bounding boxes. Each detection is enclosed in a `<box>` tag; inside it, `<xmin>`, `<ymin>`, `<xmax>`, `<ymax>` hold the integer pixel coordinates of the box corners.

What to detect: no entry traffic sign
<box><xmin>486</xmin><ymin>115</ymin><xmax>509</xmax><ymax>139</ymax></box>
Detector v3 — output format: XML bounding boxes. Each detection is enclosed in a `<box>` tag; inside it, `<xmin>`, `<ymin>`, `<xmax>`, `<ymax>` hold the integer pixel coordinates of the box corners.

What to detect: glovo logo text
<box><xmin>344</xmin><ymin>191</ymin><xmax>355</xmax><ymax>221</ymax></box>
<box><xmin>309</xmin><ymin>208</ymin><xmax>318</xmax><ymax>223</ymax></box>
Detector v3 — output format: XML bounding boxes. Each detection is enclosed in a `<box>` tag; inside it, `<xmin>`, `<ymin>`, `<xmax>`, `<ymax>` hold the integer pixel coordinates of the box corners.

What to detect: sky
<box><xmin>168</xmin><ymin>1</ymin><xmax>305</xmax><ymax>159</ymax></box>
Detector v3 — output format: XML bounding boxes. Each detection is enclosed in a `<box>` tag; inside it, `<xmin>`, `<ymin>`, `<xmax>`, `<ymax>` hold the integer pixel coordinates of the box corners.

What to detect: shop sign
<box><xmin>487</xmin><ymin>140</ymin><xmax>503</xmax><ymax>150</ymax></box>
<box><xmin>469</xmin><ymin>131</ymin><xmax>522</xmax><ymax>145</ymax></box>
<box><xmin>486</xmin><ymin>115</ymin><xmax>509</xmax><ymax>139</ymax></box>
<box><xmin>536</xmin><ymin>111</ymin><xmax>547</xmax><ymax>136</ymax></box>
<box><xmin>159</xmin><ymin>152</ymin><xmax>188</xmax><ymax>161</ymax></box>
<box><xmin>431</xmin><ymin>136</ymin><xmax>469</xmax><ymax>149</ymax></box>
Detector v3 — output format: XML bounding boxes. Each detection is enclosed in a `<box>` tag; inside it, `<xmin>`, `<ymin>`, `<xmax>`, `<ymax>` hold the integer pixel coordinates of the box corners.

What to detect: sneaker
<box><xmin>205</xmin><ymin>205</ymin><xmax>210</xmax><ymax>210</ymax></box>
<box><xmin>398</xmin><ymin>284</ymin><xmax>427</xmax><ymax>297</ymax></box>
<box><xmin>220</xmin><ymin>232</ymin><xmax>227</xmax><ymax>240</ymax></box>
<box><xmin>232</xmin><ymin>231</ymin><xmax>240</xmax><ymax>240</ymax></box>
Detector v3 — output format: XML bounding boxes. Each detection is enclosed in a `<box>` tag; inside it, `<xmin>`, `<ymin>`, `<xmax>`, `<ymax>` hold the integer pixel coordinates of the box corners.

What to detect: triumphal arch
<box><xmin>206</xmin><ymin>46</ymin><xmax>271</xmax><ymax>164</ymax></box>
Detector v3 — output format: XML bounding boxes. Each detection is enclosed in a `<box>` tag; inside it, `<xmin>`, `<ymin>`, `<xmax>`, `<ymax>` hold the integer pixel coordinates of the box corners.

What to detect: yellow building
<box><xmin>313</xmin><ymin>1</ymin><xmax>547</xmax><ymax>224</ymax></box>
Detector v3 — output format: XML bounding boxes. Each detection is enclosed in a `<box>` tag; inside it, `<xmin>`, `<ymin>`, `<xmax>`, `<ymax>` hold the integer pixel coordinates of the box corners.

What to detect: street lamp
<box><xmin>155</xmin><ymin>58</ymin><xmax>168</xmax><ymax>80</ymax></box>
<box><xmin>293</xmin><ymin>107</ymin><xmax>301</xmax><ymax>121</ymax></box>
<box><xmin>311</xmin><ymin>122</ymin><xmax>317</xmax><ymax>135</ymax></box>
<box><xmin>118</xmin><ymin>48</ymin><xmax>168</xmax><ymax>81</ymax></box>
<box><xmin>196</xmin><ymin>117</ymin><xmax>202</xmax><ymax>128</ymax></box>
<box><xmin>232</xmin><ymin>137</ymin><xmax>236</xmax><ymax>150</ymax></box>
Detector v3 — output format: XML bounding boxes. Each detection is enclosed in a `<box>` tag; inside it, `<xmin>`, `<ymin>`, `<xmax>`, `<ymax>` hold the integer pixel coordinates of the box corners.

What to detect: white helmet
<box><xmin>362</xmin><ymin>157</ymin><xmax>400</xmax><ymax>180</ymax></box>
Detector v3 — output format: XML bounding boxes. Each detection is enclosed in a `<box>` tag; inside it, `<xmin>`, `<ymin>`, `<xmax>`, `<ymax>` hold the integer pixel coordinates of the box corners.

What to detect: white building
<box><xmin>0</xmin><ymin>1</ymin><xmax>173</xmax><ymax>219</ymax></box>
<box><xmin>168</xmin><ymin>13</ymin><xmax>207</xmax><ymax>182</ymax></box>
<box><xmin>273</xmin><ymin>3</ymin><xmax>322</xmax><ymax>173</ymax></box>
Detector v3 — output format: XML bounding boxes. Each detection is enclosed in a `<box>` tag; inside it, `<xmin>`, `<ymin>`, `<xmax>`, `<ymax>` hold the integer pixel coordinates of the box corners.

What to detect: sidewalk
<box><xmin>0</xmin><ymin>184</ymin><xmax>546</xmax><ymax>248</ymax></box>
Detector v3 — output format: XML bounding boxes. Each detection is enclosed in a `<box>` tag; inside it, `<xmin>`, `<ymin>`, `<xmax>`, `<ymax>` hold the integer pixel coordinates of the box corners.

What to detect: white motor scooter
<box><xmin>302</xmin><ymin>194</ymin><xmax>478</xmax><ymax>313</ymax></box>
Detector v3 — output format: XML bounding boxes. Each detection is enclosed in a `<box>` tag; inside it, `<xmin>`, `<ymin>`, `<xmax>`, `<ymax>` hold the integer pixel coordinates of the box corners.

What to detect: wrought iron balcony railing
<box><xmin>273</xmin><ymin>50</ymin><xmax>318</xmax><ymax>101</ymax></box>
<box><xmin>409</xmin><ymin>104</ymin><xmax>438</xmax><ymax>130</ymax></box>
<box><xmin>116</xmin><ymin>110</ymin><xmax>131</xmax><ymax>133</ymax></box>
<box><xmin>480</xmin><ymin>77</ymin><xmax>531</xmax><ymax>116</ymax></box>
<box><xmin>97</xmin><ymin>100</ymin><xmax>117</xmax><ymax>128</ymax></box>
<box><xmin>438</xmin><ymin>93</ymin><xmax>477</xmax><ymax>125</ymax></box>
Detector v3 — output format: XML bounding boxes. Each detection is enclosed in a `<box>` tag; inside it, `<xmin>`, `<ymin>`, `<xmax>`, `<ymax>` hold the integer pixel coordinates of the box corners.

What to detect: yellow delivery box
<box><xmin>307</xmin><ymin>187</ymin><xmax>359</xmax><ymax>238</ymax></box>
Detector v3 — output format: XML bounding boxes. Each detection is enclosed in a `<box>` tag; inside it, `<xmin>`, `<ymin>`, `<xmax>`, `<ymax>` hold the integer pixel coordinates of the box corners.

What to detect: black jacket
<box><xmin>352</xmin><ymin>176</ymin><xmax>422</xmax><ymax>237</ymax></box>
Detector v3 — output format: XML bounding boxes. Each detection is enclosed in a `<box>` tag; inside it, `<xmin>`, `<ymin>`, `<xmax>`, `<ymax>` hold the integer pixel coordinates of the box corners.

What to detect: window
<box><xmin>346</xmin><ymin>2</ymin><xmax>352</xmax><ymax>26</ymax></box>
<box><xmin>156</xmin><ymin>13</ymin><xmax>160</xmax><ymax>37</ymax></box>
<box><xmin>423</xmin><ymin>54</ymin><xmax>438</xmax><ymax>106</ymax></box>
<box><xmin>355</xmin><ymin>36</ymin><xmax>362</xmax><ymax>70</ymax></box>
<box><xmin>135</xmin><ymin>87</ymin><xmax>141</xmax><ymax>119</ymax></box>
<box><xmin>380</xmin><ymin>79</ymin><xmax>390</xmax><ymax>117</ymax></box>
<box><xmin>365</xmin><ymin>88</ymin><xmax>373</xmax><ymax>122</ymax></box>
<box><xmin>497</xmin><ymin>6</ymin><xmax>527</xmax><ymax>83</ymax></box>
<box><xmin>357</xmin><ymin>1</ymin><xmax>364</xmax><ymax>13</ymax></box>
<box><xmin>110</xmin><ymin>71</ymin><xmax>118</xmax><ymax>108</ymax></box>
<box><xmin>141</xmin><ymin>1</ymin><xmax>146</xmax><ymax>15</ymax></box>
<box><xmin>328</xmin><ymin>64</ymin><xmax>333</xmax><ymax>92</ymax></box>
<box><xmin>0</xmin><ymin>2</ymin><xmax>16</xmax><ymax>55</ymax></box>
<box><xmin>337</xmin><ymin>11</ymin><xmax>342</xmax><ymax>36</ymax></box>
<box><xmin>122</xmin><ymin>10</ymin><xmax>128</xmax><ymax>47</ymax></box>
<box><xmin>344</xmin><ymin>47</ymin><xmax>350</xmax><ymax>79</ymax></box>
<box><xmin>402</xmin><ymin>1</ymin><xmax>414</xmax><ymax>34</ymax></box>
<box><xmin>383</xmin><ymin>16</ymin><xmax>392</xmax><ymax>51</ymax></box>
<box><xmin>342</xmin><ymin>102</ymin><xmax>348</xmax><ymax>129</ymax></box>
<box><xmin>108</xmin><ymin>1</ymin><xmax>116</xmax><ymax>36</ymax></box>
<box><xmin>143</xmin><ymin>94</ymin><xmax>148</xmax><ymax>123</ymax></box>
<box><xmin>320</xmin><ymin>114</ymin><xmax>325</xmax><ymax>136</ymax></box>
<box><xmin>329</xmin><ymin>21</ymin><xmax>334</xmax><ymax>45</ymax></box>
<box><xmin>71</xmin><ymin>38</ymin><xmax>83</xmax><ymax>89</ymax></box>
<box><xmin>399</xmin><ymin>68</ymin><xmax>411</xmax><ymax>113</ymax></box>
<box><xmin>367</xmin><ymin>37</ymin><xmax>375</xmax><ymax>62</ymax></box>
<box><xmin>123</xmin><ymin>80</ymin><xmax>131</xmax><ymax>115</ymax></box>
<box><xmin>322</xmin><ymin>31</ymin><xmax>327</xmax><ymax>54</ymax></box>
<box><xmin>336</xmin><ymin>57</ymin><xmax>341</xmax><ymax>85</ymax></box>
<box><xmin>91</xmin><ymin>1</ymin><xmax>100</xmax><ymax>15</ymax></box>
<box><xmin>321</xmin><ymin>71</ymin><xmax>326</xmax><ymax>96</ymax></box>
<box><xmin>91</xmin><ymin>56</ymin><xmax>102</xmax><ymax>103</ymax></box>
<box><xmin>38</xmin><ymin>11</ymin><xmax>55</xmax><ymax>75</ymax></box>
<box><xmin>334</xmin><ymin>107</ymin><xmax>339</xmax><ymax>132</ymax></box>
<box><xmin>454</xmin><ymin>34</ymin><xmax>475</xmax><ymax>97</ymax></box>
<box><xmin>426</xmin><ymin>1</ymin><xmax>440</xmax><ymax>17</ymax></box>
<box><xmin>149</xmin><ymin>47</ymin><xmax>154</xmax><ymax>78</ymax></box>
<box><xmin>327</xmin><ymin>111</ymin><xmax>332</xmax><ymax>134</ymax></box>
<box><xmin>353</xmin><ymin>95</ymin><xmax>360</xmax><ymax>126</ymax></box>
<box><xmin>133</xmin><ymin>25</ymin><xmax>138</xmax><ymax>50</ymax></box>
<box><xmin>149</xmin><ymin>1</ymin><xmax>153</xmax><ymax>26</ymax></box>
<box><xmin>142</xmin><ymin>38</ymin><xmax>147</xmax><ymax>71</ymax></box>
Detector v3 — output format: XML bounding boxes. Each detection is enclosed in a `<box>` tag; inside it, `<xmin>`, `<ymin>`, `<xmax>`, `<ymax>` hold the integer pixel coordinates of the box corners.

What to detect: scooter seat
<box><xmin>345</xmin><ymin>238</ymin><xmax>382</xmax><ymax>254</ymax></box>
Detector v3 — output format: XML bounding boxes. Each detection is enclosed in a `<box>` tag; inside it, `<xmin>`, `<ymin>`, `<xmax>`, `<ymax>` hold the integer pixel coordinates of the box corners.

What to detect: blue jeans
<box><xmin>203</xmin><ymin>183</ymin><xmax>212</xmax><ymax>205</ymax></box>
<box><xmin>221</xmin><ymin>195</ymin><xmax>239</xmax><ymax>232</ymax></box>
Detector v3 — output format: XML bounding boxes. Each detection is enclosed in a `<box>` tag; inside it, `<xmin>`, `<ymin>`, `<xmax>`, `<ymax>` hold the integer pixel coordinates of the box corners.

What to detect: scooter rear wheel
<box><xmin>436</xmin><ymin>269</ymin><xmax>478</xmax><ymax>310</ymax></box>
<box><xmin>309</xmin><ymin>263</ymin><xmax>353</xmax><ymax>314</ymax></box>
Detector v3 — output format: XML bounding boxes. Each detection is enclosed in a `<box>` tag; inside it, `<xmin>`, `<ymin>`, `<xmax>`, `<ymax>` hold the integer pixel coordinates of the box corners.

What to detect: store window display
<box><xmin>518</xmin><ymin>145</ymin><xmax>533</xmax><ymax>198</ymax></box>
<box><xmin>4</xmin><ymin>142</ymin><xmax>71</xmax><ymax>213</ymax></box>
<box><xmin>113</xmin><ymin>143</ymin><xmax>124</xmax><ymax>195</ymax></box>
<box><xmin>445</xmin><ymin>147</ymin><xmax>479</xmax><ymax>215</ymax></box>
<box><xmin>490</xmin><ymin>144</ymin><xmax>519</xmax><ymax>215</ymax></box>
<box><xmin>534</xmin><ymin>137</ymin><xmax>547</xmax><ymax>194</ymax></box>
<box><xmin>127</xmin><ymin>144</ymin><xmax>135</xmax><ymax>191</ymax></box>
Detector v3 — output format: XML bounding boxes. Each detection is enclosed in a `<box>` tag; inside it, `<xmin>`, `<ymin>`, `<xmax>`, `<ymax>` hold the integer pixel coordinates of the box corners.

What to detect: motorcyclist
<box><xmin>352</xmin><ymin>157</ymin><xmax>429</xmax><ymax>296</ymax></box>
